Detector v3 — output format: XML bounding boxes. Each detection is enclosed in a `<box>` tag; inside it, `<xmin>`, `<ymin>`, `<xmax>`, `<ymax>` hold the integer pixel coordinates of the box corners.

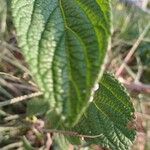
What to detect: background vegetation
<box><xmin>0</xmin><ymin>0</ymin><xmax>150</xmax><ymax>149</ymax></box>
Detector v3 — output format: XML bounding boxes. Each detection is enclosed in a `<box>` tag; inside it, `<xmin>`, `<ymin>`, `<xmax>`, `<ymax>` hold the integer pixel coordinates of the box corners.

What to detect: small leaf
<box><xmin>71</xmin><ymin>73</ymin><xmax>136</xmax><ymax>150</ymax></box>
<box><xmin>27</xmin><ymin>98</ymin><xmax>49</xmax><ymax>116</ymax></box>
<box><xmin>11</xmin><ymin>0</ymin><xmax>111</xmax><ymax>126</ymax></box>
<box><xmin>52</xmin><ymin>134</ymin><xmax>70</xmax><ymax>150</ymax></box>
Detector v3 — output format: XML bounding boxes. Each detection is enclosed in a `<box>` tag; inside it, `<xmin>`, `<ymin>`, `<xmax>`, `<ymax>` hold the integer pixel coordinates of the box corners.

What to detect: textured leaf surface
<box><xmin>11</xmin><ymin>0</ymin><xmax>111</xmax><ymax>126</ymax></box>
<box><xmin>71</xmin><ymin>73</ymin><xmax>136</xmax><ymax>150</ymax></box>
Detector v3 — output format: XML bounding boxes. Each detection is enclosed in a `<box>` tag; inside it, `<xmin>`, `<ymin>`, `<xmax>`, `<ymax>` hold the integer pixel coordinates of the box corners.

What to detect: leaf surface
<box><xmin>11</xmin><ymin>0</ymin><xmax>111</xmax><ymax>126</ymax></box>
<box><xmin>71</xmin><ymin>73</ymin><xmax>136</xmax><ymax>150</ymax></box>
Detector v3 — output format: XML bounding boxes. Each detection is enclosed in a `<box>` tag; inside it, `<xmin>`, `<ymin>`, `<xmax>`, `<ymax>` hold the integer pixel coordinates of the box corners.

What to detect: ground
<box><xmin>0</xmin><ymin>0</ymin><xmax>150</xmax><ymax>149</ymax></box>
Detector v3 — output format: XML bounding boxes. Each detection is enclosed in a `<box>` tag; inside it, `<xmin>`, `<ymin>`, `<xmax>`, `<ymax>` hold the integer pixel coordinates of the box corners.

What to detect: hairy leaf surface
<box><xmin>11</xmin><ymin>0</ymin><xmax>111</xmax><ymax>126</ymax></box>
<box><xmin>71</xmin><ymin>73</ymin><xmax>136</xmax><ymax>150</ymax></box>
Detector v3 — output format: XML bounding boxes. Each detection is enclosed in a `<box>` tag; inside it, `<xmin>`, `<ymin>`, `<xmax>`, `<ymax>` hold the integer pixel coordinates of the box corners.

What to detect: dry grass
<box><xmin>0</xmin><ymin>0</ymin><xmax>150</xmax><ymax>149</ymax></box>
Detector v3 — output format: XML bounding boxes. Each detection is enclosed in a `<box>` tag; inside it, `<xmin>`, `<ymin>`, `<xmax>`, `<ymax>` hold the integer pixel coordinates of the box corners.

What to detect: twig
<box><xmin>11</xmin><ymin>83</ymin><xmax>38</xmax><ymax>92</ymax></box>
<box><xmin>135</xmin><ymin>56</ymin><xmax>143</xmax><ymax>83</ymax></box>
<box><xmin>136</xmin><ymin>112</ymin><xmax>150</xmax><ymax>120</ymax></box>
<box><xmin>4</xmin><ymin>114</ymin><xmax>20</xmax><ymax>122</ymax></box>
<box><xmin>0</xmin><ymin>40</ymin><xmax>20</xmax><ymax>52</ymax></box>
<box><xmin>0</xmin><ymin>92</ymin><xmax>43</xmax><ymax>107</ymax></box>
<box><xmin>0</xmin><ymin>72</ymin><xmax>21</xmax><ymax>81</ymax></box>
<box><xmin>1</xmin><ymin>142</ymin><xmax>23</xmax><ymax>150</ymax></box>
<box><xmin>124</xmin><ymin>64</ymin><xmax>136</xmax><ymax>79</ymax></box>
<box><xmin>0</xmin><ymin>127</ymin><xmax>19</xmax><ymax>132</ymax></box>
<box><xmin>0</xmin><ymin>109</ymin><xmax>9</xmax><ymax>117</ymax></box>
<box><xmin>119</xmin><ymin>77</ymin><xmax>150</xmax><ymax>93</ymax></box>
<box><xmin>116</xmin><ymin>23</ymin><xmax>150</xmax><ymax>76</ymax></box>
<box><xmin>45</xmin><ymin>133</ymin><xmax>52</xmax><ymax>150</ymax></box>
<box><xmin>0</xmin><ymin>72</ymin><xmax>38</xmax><ymax>90</ymax></box>
<box><xmin>120</xmin><ymin>0</ymin><xmax>150</xmax><ymax>14</ymax></box>
<box><xmin>44</xmin><ymin>129</ymin><xmax>102</xmax><ymax>139</ymax></box>
<box><xmin>0</xmin><ymin>78</ymin><xmax>21</xmax><ymax>95</ymax></box>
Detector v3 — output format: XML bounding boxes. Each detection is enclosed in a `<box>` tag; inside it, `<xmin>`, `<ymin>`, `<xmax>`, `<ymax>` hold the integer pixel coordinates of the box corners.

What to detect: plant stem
<box><xmin>44</xmin><ymin>129</ymin><xmax>102</xmax><ymax>139</ymax></box>
<box><xmin>1</xmin><ymin>142</ymin><xmax>23</xmax><ymax>150</ymax></box>
<box><xmin>0</xmin><ymin>92</ymin><xmax>43</xmax><ymax>107</ymax></box>
<box><xmin>116</xmin><ymin>22</ymin><xmax>150</xmax><ymax>76</ymax></box>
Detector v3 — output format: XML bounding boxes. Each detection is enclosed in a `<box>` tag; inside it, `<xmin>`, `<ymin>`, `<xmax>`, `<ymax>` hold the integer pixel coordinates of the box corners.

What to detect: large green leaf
<box><xmin>71</xmin><ymin>73</ymin><xmax>136</xmax><ymax>150</ymax></box>
<box><xmin>11</xmin><ymin>0</ymin><xmax>111</xmax><ymax>126</ymax></box>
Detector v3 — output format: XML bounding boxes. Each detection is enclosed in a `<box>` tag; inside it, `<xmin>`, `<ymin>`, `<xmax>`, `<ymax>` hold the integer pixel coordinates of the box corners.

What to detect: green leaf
<box><xmin>52</xmin><ymin>134</ymin><xmax>70</xmax><ymax>150</ymax></box>
<box><xmin>11</xmin><ymin>0</ymin><xmax>111</xmax><ymax>126</ymax></box>
<box><xmin>27</xmin><ymin>98</ymin><xmax>49</xmax><ymax>116</ymax></box>
<box><xmin>71</xmin><ymin>73</ymin><xmax>136</xmax><ymax>150</ymax></box>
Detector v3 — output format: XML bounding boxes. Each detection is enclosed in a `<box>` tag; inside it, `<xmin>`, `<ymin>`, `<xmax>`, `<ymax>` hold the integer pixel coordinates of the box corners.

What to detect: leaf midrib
<box><xmin>59</xmin><ymin>0</ymin><xmax>91</xmax><ymax>103</ymax></box>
